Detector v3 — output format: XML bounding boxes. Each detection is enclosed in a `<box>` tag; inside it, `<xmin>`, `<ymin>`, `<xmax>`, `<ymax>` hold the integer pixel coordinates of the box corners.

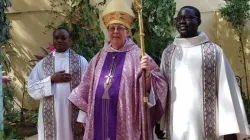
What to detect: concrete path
<box><xmin>26</xmin><ymin>134</ymin><xmax>37</xmax><ymax>140</ymax></box>
<box><xmin>27</xmin><ymin>134</ymin><xmax>160</xmax><ymax>140</ymax></box>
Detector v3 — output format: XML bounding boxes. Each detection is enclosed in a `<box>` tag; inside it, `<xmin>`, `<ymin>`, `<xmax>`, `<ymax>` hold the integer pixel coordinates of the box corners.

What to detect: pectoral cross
<box><xmin>102</xmin><ymin>55</ymin><xmax>116</xmax><ymax>99</ymax></box>
<box><xmin>105</xmin><ymin>73</ymin><xmax>113</xmax><ymax>84</ymax></box>
<box><xmin>102</xmin><ymin>73</ymin><xmax>113</xmax><ymax>99</ymax></box>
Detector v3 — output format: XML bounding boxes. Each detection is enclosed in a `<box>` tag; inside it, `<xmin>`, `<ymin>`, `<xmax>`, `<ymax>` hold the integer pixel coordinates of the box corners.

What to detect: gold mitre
<box><xmin>102</xmin><ymin>0</ymin><xmax>135</xmax><ymax>28</ymax></box>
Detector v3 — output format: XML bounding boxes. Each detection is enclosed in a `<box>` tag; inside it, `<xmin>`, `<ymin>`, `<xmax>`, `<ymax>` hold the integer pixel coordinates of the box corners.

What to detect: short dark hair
<box><xmin>53</xmin><ymin>26</ymin><xmax>71</xmax><ymax>38</ymax></box>
<box><xmin>180</xmin><ymin>6</ymin><xmax>201</xmax><ymax>20</ymax></box>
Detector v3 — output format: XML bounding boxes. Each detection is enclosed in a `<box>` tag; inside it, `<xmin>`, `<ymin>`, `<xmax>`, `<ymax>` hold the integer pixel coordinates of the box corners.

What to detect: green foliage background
<box><xmin>132</xmin><ymin>0</ymin><xmax>176</xmax><ymax>65</ymax></box>
<box><xmin>0</xmin><ymin>0</ymin><xmax>11</xmax><ymax>43</ymax></box>
<box><xmin>48</xmin><ymin>0</ymin><xmax>105</xmax><ymax>61</ymax></box>
<box><xmin>64</xmin><ymin>0</ymin><xmax>105</xmax><ymax>61</ymax></box>
<box><xmin>219</xmin><ymin>0</ymin><xmax>250</xmax><ymax>34</ymax></box>
<box><xmin>49</xmin><ymin>0</ymin><xmax>176</xmax><ymax>63</ymax></box>
<box><xmin>0</xmin><ymin>0</ymin><xmax>11</xmax><ymax>72</ymax></box>
<box><xmin>0</xmin><ymin>0</ymin><xmax>13</xmax><ymax>139</ymax></box>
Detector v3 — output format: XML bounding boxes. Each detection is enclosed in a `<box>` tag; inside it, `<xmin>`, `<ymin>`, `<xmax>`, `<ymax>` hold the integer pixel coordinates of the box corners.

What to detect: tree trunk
<box><xmin>239</xmin><ymin>32</ymin><xmax>249</xmax><ymax>99</ymax></box>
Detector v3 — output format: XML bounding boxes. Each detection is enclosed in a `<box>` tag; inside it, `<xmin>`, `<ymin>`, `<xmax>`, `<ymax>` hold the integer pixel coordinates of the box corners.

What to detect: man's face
<box><xmin>176</xmin><ymin>8</ymin><xmax>201</xmax><ymax>38</ymax></box>
<box><xmin>53</xmin><ymin>29</ymin><xmax>71</xmax><ymax>52</ymax></box>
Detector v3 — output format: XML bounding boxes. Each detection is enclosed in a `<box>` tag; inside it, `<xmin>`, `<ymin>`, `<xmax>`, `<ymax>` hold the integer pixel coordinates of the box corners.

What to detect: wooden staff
<box><xmin>134</xmin><ymin>0</ymin><xmax>148</xmax><ymax>139</ymax></box>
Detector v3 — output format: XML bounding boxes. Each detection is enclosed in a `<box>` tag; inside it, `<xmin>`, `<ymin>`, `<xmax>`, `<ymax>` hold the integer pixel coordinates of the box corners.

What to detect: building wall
<box><xmin>7</xmin><ymin>0</ymin><xmax>65</xmax><ymax>109</ymax></box>
<box><xmin>216</xmin><ymin>13</ymin><xmax>250</xmax><ymax>96</ymax></box>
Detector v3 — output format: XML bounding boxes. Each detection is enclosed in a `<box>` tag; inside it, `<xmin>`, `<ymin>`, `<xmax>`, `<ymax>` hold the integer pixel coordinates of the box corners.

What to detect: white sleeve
<box><xmin>80</xmin><ymin>56</ymin><xmax>89</xmax><ymax>80</ymax></box>
<box><xmin>27</xmin><ymin>60</ymin><xmax>56</xmax><ymax>100</ymax></box>
<box><xmin>147</xmin><ymin>80</ymin><xmax>157</xmax><ymax>108</ymax></box>
<box><xmin>77</xmin><ymin>110</ymin><xmax>87</xmax><ymax>123</ymax></box>
<box><xmin>75</xmin><ymin>57</ymin><xmax>88</xmax><ymax>123</ymax></box>
<box><xmin>217</xmin><ymin>47</ymin><xmax>250</xmax><ymax>137</ymax></box>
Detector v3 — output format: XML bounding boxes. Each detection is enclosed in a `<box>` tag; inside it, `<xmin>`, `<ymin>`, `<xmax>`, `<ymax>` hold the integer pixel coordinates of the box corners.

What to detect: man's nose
<box><xmin>179</xmin><ymin>17</ymin><xmax>186</xmax><ymax>23</ymax></box>
<box><xmin>57</xmin><ymin>39</ymin><xmax>63</xmax><ymax>43</ymax></box>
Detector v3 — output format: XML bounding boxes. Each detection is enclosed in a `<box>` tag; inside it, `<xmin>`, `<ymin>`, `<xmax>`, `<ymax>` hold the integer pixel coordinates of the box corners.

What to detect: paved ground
<box><xmin>27</xmin><ymin>134</ymin><xmax>37</xmax><ymax>140</ymax></box>
<box><xmin>27</xmin><ymin>135</ymin><xmax>250</xmax><ymax>140</ymax></box>
<box><xmin>27</xmin><ymin>134</ymin><xmax>160</xmax><ymax>140</ymax></box>
<box><xmin>27</xmin><ymin>129</ymin><xmax>250</xmax><ymax>140</ymax></box>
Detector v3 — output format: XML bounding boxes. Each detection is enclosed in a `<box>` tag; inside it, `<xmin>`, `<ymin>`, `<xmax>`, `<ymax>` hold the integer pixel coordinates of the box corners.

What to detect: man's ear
<box><xmin>69</xmin><ymin>38</ymin><xmax>73</xmax><ymax>45</ymax></box>
<box><xmin>198</xmin><ymin>19</ymin><xmax>202</xmax><ymax>26</ymax></box>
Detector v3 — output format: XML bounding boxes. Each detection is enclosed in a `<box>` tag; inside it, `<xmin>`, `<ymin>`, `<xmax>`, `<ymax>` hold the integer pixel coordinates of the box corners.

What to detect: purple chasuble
<box><xmin>94</xmin><ymin>52</ymin><xmax>126</xmax><ymax>140</ymax></box>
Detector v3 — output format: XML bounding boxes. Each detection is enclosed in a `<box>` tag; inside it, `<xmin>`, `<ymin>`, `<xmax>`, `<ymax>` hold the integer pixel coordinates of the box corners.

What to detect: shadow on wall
<box><xmin>216</xmin><ymin>13</ymin><xmax>250</xmax><ymax>97</ymax></box>
<box><xmin>199</xmin><ymin>11</ymin><xmax>218</xmax><ymax>44</ymax></box>
<box><xmin>6</xmin><ymin>2</ymin><xmax>64</xmax><ymax>109</ymax></box>
<box><xmin>8</xmin><ymin>0</ymin><xmax>52</xmax><ymax>13</ymax></box>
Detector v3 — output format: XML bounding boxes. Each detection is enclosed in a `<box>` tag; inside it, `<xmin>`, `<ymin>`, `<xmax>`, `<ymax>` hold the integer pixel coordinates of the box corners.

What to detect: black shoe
<box><xmin>155</xmin><ymin>123</ymin><xmax>166</xmax><ymax>139</ymax></box>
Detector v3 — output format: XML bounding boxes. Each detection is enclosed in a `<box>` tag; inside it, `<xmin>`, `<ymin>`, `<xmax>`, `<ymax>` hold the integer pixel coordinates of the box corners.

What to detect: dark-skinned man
<box><xmin>27</xmin><ymin>27</ymin><xmax>88</xmax><ymax>140</ymax></box>
<box><xmin>159</xmin><ymin>6</ymin><xmax>250</xmax><ymax>140</ymax></box>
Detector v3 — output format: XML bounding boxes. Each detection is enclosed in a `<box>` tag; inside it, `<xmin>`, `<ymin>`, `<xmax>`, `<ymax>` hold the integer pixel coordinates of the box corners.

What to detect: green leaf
<box><xmin>219</xmin><ymin>0</ymin><xmax>250</xmax><ymax>34</ymax></box>
<box><xmin>132</xmin><ymin>0</ymin><xmax>176</xmax><ymax>65</ymax></box>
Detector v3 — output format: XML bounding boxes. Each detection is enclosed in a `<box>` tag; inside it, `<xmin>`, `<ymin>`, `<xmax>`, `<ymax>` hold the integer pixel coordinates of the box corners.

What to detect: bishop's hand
<box><xmin>51</xmin><ymin>70</ymin><xmax>72</xmax><ymax>83</ymax></box>
<box><xmin>83</xmin><ymin>123</ymin><xmax>86</xmax><ymax>128</ymax></box>
<box><xmin>140</xmin><ymin>55</ymin><xmax>150</xmax><ymax>78</ymax></box>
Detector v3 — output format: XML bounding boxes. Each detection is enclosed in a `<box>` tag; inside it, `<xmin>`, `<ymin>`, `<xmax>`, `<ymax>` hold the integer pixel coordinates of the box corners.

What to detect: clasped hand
<box><xmin>51</xmin><ymin>70</ymin><xmax>72</xmax><ymax>83</ymax></box>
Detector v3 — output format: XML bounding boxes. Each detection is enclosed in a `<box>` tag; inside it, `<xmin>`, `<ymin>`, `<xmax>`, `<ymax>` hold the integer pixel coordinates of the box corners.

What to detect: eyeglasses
<box><xmin>108</xmin><ymin>26</ymin><xmax>127</xmax><ymax>32</ymax></box>
<box><xmin>176</xmin><ymin>16</ymin><xmax>199</xmax><ymax>22</ymax></box>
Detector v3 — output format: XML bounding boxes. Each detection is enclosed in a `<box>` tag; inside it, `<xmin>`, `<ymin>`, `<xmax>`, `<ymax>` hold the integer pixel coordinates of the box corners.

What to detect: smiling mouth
<box><xmin>179</xmin><ymin>26</ymin><xmax>188</xmax><ymax>30</ymax></box>
<box><xmin>55</xmin><ymin>44</ymin><xmax>63</xmax><ymax>47</ymax></box>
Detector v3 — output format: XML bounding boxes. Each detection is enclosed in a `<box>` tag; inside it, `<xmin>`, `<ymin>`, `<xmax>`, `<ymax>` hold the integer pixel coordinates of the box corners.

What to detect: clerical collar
<box><xmin>109</xmin><ymin>39</ymin><xmax>128</xmax><ymax>52</ymax></box>
<box><xmin>53</xmin><ymin>49</ymin><xmax>70</xmax><ymax>57</ymax></box>
<box><xmin>173</xmin><ymin>32</ymin><xmax>209</xmax><ymax>48</ymax></box>
<box><xmin>104</xmin><ymin>37</ymin><xmax>136</xmax><ymax>53</ymax></box>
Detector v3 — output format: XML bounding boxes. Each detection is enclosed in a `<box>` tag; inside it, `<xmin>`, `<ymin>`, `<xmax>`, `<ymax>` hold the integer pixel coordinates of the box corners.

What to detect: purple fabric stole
<box><xmin>94</xmin><ymin>52</ymin><xmax>126</xmax><ymax>140</ymax></box>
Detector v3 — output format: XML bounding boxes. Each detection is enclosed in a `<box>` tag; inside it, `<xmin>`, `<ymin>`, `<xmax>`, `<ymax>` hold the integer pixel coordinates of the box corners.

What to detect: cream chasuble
<box><xmin>27</xmin><ymin>49</ymin><xmax>88</xmax><ymax>140</ymax></box>
<box><xmin>160</xmin><ymin>32</ymin><xmax>250</xmax><ymax>140</ymax></box>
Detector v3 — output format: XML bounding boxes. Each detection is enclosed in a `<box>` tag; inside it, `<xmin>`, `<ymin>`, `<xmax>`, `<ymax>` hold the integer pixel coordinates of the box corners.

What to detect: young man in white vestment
<box><xmin>159</xmin><ymin>6</ymin><xmax>250</xmax><ymax>140</ymax></box>
<box><xmin>27</xmin><ymin>27</ymin><xmax>88</xmax><ymax>140</ymax></box>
